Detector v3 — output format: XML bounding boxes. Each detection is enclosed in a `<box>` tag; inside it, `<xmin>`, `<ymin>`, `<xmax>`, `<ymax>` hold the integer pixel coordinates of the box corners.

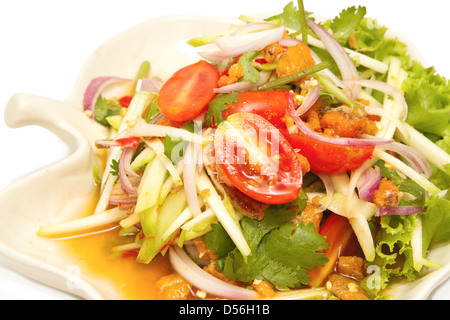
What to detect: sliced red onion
<box><xmin>278</xmin><ymin>37</ymin><xmax>301</xmax><ymax>48</ymax></box>
<box><xmin>344</xmin><ymin>79</ymin><xmax>408</xmax><ymax>121</ymax></box>
<box><xmin>286</xmin><ymin>92</ymin><xmax>393</xmax><ymax>147</ymax></box>
<box><xmin>123</xmin><ymin>149</ymin><xmax>139</xmax><ymax>177</ymax></box>
<box><xmin>83</xmin><ymin>76</ymin><xmax>130</xmax><ymax>116</ymax></box>
<box><xmin>306</xmin><ymin>19</ymin><xmax>361</xmax><ymax>99</ymax></box>
<box><xmin>315</xmin><ymin>173</ymin><xmax>334</xmax><ymax>212</ymax></box>
<box><xmin>214</xmin><ymin>26</ymin><xmax>284</xmax><ymax>51</ymax></box>
<box><xmin>214</xmin><ymin>81</ymin><xmax>256</xmax><ymax>93</ymax></box>
<box><xmin>184</xmin><ymin>142</ymin><xmax>202</xmax><ymax>217</ymax></box>
<box><xmin>199</xmin><ymin>26</ymin><xmax>285</xmax><ymax>62</ymax></box>
<box><xmin>378</xmin><ymin>141</ymin><xmax>433</xmax><ymax>178</ymax></box>
<box><xmin>377</xmin><ymin>206</ymin><xmax>423</xmax><ymax>216</ymax></box>
<box><xmin>168</xmin><ymin>246</ymin><xmax>259</xmax><ymax>300</ymax></box>
<box><xmin>294</xmin><ymin>83</ymin><xmax>322</xmax><ymax>116</ymax></box>
<box><xmin>231</xmin><ymin>21</ymin><xmax>278</xmax><ymax>35</ymax></box>
<box><xmin>108</xmin><ymin>197</ymin><xmax>137</xmax><ymax>206</ymax></box>
<box><xmin>214</xmin><ymin>70</ymin><xmax>272</xmax><ymax>93</ymax></box>
<box><xmin>148</xmin><ymin>112</ymin><xmax>163</xmax><ymax>125</ymax></box>
<box><xmin>109</xmin><ymin>177</ymin><xmax>139</xmax><ymax>206</ymax></box>
<box><xmin>139</xmin><ymin>77</ymin><xmax>163</xmax><ymax>93</ymax></box>
<box><xmin>95</xmin><ymin>139</ymin><xmax>123</xmax><ymax>148</ymax></box>
<box><xmin>119</xmin><ymin>147</ymin><xmax>138</xmax><ymax>195</ymax></box>
<box><xmin>356</xmin><ymin>166</ymin><xmax>381</xmax><ymax>202</ymax></box>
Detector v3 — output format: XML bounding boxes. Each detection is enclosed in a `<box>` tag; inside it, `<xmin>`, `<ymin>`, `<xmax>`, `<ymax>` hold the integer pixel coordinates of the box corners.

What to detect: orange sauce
<box><xmin>49</xmin><ymin>181</ymin><xmax>175</xmax><ymax>299</ymax></box>
<box><xmin>60</xmin><ymin>226</ymin><xmax>173</xmax><ymax>300</ymax></box>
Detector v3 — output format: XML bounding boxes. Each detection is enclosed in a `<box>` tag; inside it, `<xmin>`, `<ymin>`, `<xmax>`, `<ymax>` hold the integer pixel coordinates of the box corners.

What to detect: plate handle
<box><xmin>4</xmin><ymin>93</ymin><xmax>108</xmax><ymax>152</ymax></box>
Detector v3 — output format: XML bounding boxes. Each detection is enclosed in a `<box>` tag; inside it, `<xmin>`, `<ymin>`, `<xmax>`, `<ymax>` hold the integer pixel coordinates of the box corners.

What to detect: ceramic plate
<box><xmin>0</xmin><ymin>10</ymin><xmax>448</xmax><ymax>300</ymax></box>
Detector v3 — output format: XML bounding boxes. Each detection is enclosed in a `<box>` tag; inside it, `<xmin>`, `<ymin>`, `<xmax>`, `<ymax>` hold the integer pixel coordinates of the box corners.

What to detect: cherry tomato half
<box><xmin>222</xmin><ymin>91</ymin><xmax>289</xmax><ymax>129</ymax></box>
<box><xmin>118</xmin><ymin>95</ymin><xmax>133</xmax><ymax>108</ymax></box>
<box><xmin>222</xmin><ymin>91</ymin><xmax>374</xmax><ymax>174</ymax></box>
<box><xmin>279</xmin><ymin>129</ymin><xmax>374</xmax><ymax>174</ymax></box>
<box><xmin>116</xmin><ymin>136</ymin><xmax>141</xmax><ymax>148</ymax></box>
<box><xmin>214</xmin><ymin>112</ymin><xmax>303</xmax><ymax>204</ymax></box>
<box><xmin>157</xmin><ymin>60</ymin><xmax>220</xmax><ymax>122</ymax></box>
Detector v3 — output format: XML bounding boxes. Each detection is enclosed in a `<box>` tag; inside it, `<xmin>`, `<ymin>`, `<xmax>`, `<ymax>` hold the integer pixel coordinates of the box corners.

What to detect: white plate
<box><xmin>0</xmin><ymin>0</ymin><xmax>449</xmax><ymax>300</ymax></box>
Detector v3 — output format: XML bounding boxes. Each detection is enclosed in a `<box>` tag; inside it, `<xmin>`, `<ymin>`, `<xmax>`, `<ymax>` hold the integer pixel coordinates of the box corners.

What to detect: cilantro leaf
<box><xmin>354</xmin><ymin>17</ymin><xmax>388</xmax><ymax>53</ymax></box>
<box><xmin>286</xmin><ymin>188</ymin><xmax>308</xmax><ymax>212</ymax></box>
<box><xmin>144</xmin><ymin>96</ymin><xmax>160</xmax><ymax>123</ymax></box>
<box><xmin>204</xmin><ymin>93</ymin><xmax>238</xmax><ymax>127</ymax></box>
<box><xmin>238</xmin><ymin>51</ymin><xmax>260</xmax><ymax>83</ymax></box>
<box><xmin>208</xmin><ymin>206</ymin><xmax>328</xmax><ymax>289</ymax></box>
<box><xmin>161</xmin><ymin>120</ymin><xmax>202</xmax><ymax>164</ymax></box>
<box><xmin>163</xmin><ymin>135</ymin><xmax>187</xmax><ymax>163</ymax></box>
<box><xmin>110</xmin><ymin>159</ymin><xmax>120</xmax><ymax>176</ymax></box>
<box><xmin>223</xmin><ymin>221</ymin><xmax>329</xmax><ymax>288</ymax></box>
<box><xmin>261</xmin><ymin>222</ymin><xmax>329</xmax><ymax>284</ymax></box>
<box><xmin>94</xmin><ymin>95</ymin><xmax>122</xmax><ymax>126</ymax></box>
<box><xmin>265</xmin><ymin>1</ymin><xmax>309</xmax><ymax>32</ymax></box>
<box><xmin>182</xmin><ymin>120</ymin><xmax>203</xmax><ymax>133</ymax></box>
<box><xmin>203</xmin><ymin>223</ymin><xmax>235</xmax><ymax>258</ymax></box>
<box><xmin>241</xmin><ymin>207</ymin><xmax>297</xmax><ymax>251</ymax></box>
<box><xmin>328</xmin><ymin>6</ymin><xmax>366</xmax><ymax>45</ymax></box>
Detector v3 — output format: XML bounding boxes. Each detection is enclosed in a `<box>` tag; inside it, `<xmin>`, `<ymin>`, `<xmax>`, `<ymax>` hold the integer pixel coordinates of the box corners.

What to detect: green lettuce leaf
<box><xmin>429</xmin><ymin>137</ymin><xmax>450</xmax><ymax>189</ymax></box>
<box><xmin>402</xmin><ymin>62</ymin><xmax>450</xmax><ymax>140</ymax></box>
<box><xmin>422</xmin><ymin>196</ymin><xmax>450</xmax><ymax>247</ymax></box>
<box><xmin>238</xmin><ymin>50</ymin><xmax>260</xmax><ymax>83</ymax></box>
<box><xmin>363</xmin><ymin>214</ymin><xmax>418</xmax><ymax>297</ymax></box>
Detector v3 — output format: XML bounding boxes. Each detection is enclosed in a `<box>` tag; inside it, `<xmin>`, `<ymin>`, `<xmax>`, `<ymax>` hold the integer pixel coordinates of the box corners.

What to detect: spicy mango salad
<box><xmin>38</xmin><ymin>1</ymin><xmax>450</xmax><ymax>300</ymax></box>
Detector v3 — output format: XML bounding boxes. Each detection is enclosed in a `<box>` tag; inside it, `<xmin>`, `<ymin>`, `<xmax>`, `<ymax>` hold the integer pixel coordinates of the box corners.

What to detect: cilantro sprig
<box><xmin>204</xmin><ymin>93</ymin><xmax>239</xmax><ymax>127</ymax></box>
<box><xmin>94</xmin><ymin>95</ymin><xmax>122</xmax><ymax>126</ymax></box>
<box><xmin>203</xmin><ymin>192</ymin><xmax>329</xmax><ymax>289</ymax></box>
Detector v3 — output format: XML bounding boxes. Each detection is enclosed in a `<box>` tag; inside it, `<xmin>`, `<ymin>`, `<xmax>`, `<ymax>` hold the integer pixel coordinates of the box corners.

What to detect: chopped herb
<box><xmin>238</xmin><ymin>51</ymin><xmax>260</xmax><ymax>83</ymax></box>
<box><xmin>94</xmin><ymin>95</ymin><xmax>122</xmax><ymax>126</ymax></box>
<box><xmin>110</xmin><ymin>159</ymin><xmax>120</xmax><ymax>176</ymax></box>
<box><xmin>92</xmin><ymin>166</ymin><xmax>102</xmax><ymax>184</ymax></box>
<box><xmin>145</xmin><ymin>96</ymin><xmax>160</xmax><ymax>123</ymax></box>
<box><xmin>204</xmin><ymin>204</ymin><xmax>328</xmax><ymax>289</ymax></box>
<box><xmin>163</xmin><ymin>135</ymin><xmax>187</xmax><ymax>164</ymax></box>
<box><xmin>204</xmin><ymin>93</ymin><xmax>239</xmax><ymax>127</ymax></box>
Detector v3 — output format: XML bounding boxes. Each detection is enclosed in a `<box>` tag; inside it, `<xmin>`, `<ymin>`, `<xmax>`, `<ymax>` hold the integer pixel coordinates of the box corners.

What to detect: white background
<box><xmin>0</xmin><ymin>0</ymin><xmax>448</xmax><ymax>299</ymax></box>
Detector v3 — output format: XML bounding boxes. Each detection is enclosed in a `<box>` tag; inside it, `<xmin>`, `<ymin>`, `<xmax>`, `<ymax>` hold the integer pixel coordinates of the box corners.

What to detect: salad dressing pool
<box><xmin>61</xmin><ymin>226</ymin><xmax>172</xmax><ymax>299</ymax></box>
<box><xmin>55</xmin><ymin>193</ymin><xmax>172</xmax><ymax>299</ymax></box>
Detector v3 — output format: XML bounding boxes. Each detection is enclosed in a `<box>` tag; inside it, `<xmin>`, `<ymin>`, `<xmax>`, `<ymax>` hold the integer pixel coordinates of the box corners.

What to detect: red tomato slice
<box><xmin>280</xmin><ymin>129</ymin><xmax>374</xmax><ymax>174</ymax></box>
<box><xmin>116</xmin><ymin>136</ymin><xmax>141</xmax><ymax>148</ymax></box>
<box><xmin>157</xmin><ymin>60</ymin><xmax>219</xmax><ymax>122</ymax></box>
<box><xmin>118</xmin><ymin>95</ymin><xmax>133</xmax><ymax>108</ymax></box>
<box><xmin>222</xmin><ymin>91</ymin><xmax>289</xmax><ymax>129</ymax></box>
<box><xmin>307</xmin><ymin>213</ymin><xmax>360</xmax><ymax>287</ymax></box>
<box><xmin>214</xmin><ymin>112</ymin><xmax>302</xmax><ymax>204</ymax></box>
<box><xmin>222</xmin><ymin>91</ymin><xmax>374</xmax><ymax>174</ymax></box>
